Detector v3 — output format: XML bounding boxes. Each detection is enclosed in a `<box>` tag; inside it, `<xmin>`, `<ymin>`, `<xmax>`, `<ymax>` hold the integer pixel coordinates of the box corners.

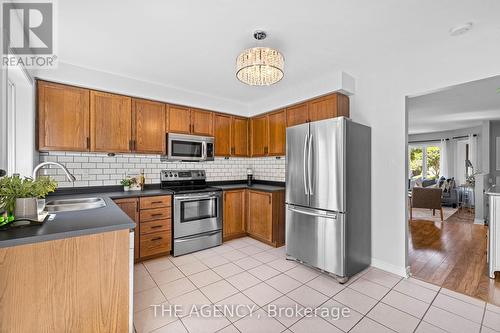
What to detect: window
<box><xmin>409</xmin><ymin>144</ymin><xmax>440</xmax><ymax>180</ymax></box>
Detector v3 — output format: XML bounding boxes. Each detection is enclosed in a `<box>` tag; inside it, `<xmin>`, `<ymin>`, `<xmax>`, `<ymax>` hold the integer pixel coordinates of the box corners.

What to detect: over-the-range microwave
<box><xmin>161</xmin><ymin>133</ymin><xmax>214</xmax><ymax>162</ymax></box>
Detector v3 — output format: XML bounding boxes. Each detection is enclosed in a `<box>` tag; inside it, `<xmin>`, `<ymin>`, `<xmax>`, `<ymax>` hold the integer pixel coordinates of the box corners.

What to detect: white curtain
<box><xmin>468</xmin><ymin>134</ymin><xmax>478</xmax><ymax>173</ymax></box>
<box><xmin>439</xmin><ymin>139</ymin><xmax>451</xmax><ymax>178</ymax></box>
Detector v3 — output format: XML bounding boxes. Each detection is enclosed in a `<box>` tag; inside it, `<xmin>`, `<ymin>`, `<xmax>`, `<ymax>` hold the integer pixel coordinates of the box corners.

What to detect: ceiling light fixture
<box><xmin>449</xmin><ymin>22</ymin><xmax>473</xmax><ymax>36</ymax></box>
<box><xmin>236</xmin><ymin>31</ymin><xmax>284</xmax><ymax>86</ymax></box>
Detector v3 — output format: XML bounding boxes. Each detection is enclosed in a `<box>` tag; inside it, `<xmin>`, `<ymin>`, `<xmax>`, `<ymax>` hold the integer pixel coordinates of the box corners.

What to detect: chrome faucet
<box><xmin>32</xmin><ymin>162</ymin><xmax>76</xmax><ymax>181</ymax></box>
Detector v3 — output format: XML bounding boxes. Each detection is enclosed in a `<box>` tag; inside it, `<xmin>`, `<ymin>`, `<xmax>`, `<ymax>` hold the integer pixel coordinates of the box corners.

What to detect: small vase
<box><xmin>123</xmin><ymin>186</ymin><xmax>130</xmax><ymax>192</ymax></box>
<box><xmin>15</xmin><ymin>198</ymin><xmax>38</xmax><ymax>219</ymax></box>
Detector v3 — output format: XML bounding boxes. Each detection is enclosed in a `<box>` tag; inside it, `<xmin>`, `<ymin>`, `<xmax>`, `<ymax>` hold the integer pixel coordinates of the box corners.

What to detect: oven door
<box><xmin>173</xmin><ymin>192</ymin><xmax>222</xmax><ymax>238</ymax></box>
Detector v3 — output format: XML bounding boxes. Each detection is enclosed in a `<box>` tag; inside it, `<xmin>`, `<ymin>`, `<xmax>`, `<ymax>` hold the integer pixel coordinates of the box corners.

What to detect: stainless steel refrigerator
<box><xmin>285</xmin><ymin>117</ymin><xmax>371</xmax><ymax>283</ymax></box>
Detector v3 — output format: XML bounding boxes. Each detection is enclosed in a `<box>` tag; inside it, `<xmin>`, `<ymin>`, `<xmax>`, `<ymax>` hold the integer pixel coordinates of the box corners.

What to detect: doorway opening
<box><xmin>406</xmin><ymin>75</ymin><xmax>500</xmax><ymax>305</ymax></box>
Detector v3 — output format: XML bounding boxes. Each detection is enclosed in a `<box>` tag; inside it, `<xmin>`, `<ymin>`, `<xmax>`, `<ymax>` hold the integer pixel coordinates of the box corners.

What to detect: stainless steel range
<box><xmin>160</xmin><ymin>170</ymin><xmax>222</xmax><ymax>256</ymax></box>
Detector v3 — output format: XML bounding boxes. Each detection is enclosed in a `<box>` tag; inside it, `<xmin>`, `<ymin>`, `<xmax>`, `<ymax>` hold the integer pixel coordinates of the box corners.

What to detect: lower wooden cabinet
<box><xmin>223</xmin><ymin>190</ymin><xmax>247</xmax><ymax>241</ymax></box>
<box><xmin>113</xmin><ymin>197</ymin><xmax>139</xmax><ymax>260</ymax></box>
<box><xmin>222</xmin><ymin>189</ymin><xmax>285</xmax><ymax>247</ymax></box>
<box><xmin>114</xmin><ymin>195</ymin><xmax>172</xmax><ymax>261</ymax></box>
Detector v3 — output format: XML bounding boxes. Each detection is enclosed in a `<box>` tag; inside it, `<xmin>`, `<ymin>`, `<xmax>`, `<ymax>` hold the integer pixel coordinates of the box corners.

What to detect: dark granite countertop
<box><xmin>0</xmin><ymin>181</ymin><xmax>284</xmax><ymax>248</ymax></box>
<box><xmin>213</xmin><ymin>183</ymin><xmax>285</xmax><ymax>192</ymax></box>
<box><xmin>0</xmin><ymin>195</ymin><xmax>136</xmax><ymax>248</ymax></box>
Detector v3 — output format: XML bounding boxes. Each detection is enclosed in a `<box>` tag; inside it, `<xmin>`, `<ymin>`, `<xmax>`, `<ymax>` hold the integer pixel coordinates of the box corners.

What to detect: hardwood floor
<box><xmin>409</xmin><ymin>209</ymin><xmax>500</xmax><ymax>306</ymax></box>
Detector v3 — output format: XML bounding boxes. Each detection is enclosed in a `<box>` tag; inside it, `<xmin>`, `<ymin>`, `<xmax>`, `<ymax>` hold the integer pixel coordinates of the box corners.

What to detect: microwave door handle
<box><xmin>202</xmin><ymin>142</ymin><xmax>206</xmax><ymax>160</ymax></box>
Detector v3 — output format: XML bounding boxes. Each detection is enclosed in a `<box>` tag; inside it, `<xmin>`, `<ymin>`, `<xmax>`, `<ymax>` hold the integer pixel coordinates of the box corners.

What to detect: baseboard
<box><xmin>371</xmin><ymin>258</ymin><xmax>408</xmax><ymax>277</ymax></box>
<box><xmin>474</xmin><ymin>218</ymin><xmax>485</xmax><ymax>225</ymax></box>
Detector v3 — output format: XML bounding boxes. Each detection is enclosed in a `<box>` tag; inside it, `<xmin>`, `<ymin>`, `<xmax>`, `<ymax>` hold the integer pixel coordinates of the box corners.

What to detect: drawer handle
<box><xmin>151</xmin><ymin>225</ymin><xmax>163</xmax><ymax>229</ymax></box>
<box><xmin>151</xmin><ymin>237</ymin><xmax>163</xmax><ymax>241</ymax></box>
<box><xmin>151</xmin><ymin>201</ymin><xmax>163</xmax><ymax>204</ymax></box>
<box><xmin>151</xmin><ymin>213</ymin><xmax>163</xmax><ymax>217</ymax></box>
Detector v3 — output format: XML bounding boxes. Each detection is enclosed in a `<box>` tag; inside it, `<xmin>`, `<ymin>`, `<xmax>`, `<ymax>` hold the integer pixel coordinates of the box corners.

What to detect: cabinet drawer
<box><xmin>140</xmin><ymin>232</ymin><xmax>171</xmax><ymax>257</ymax></box>
<box><xmin>141</xmin><ymin>219</ymin><xmax>171</xmax><ymax>235</ymax></box>
<box><xmin>140</xmin><ymin>207</ymin><xmax>171</xmax><ymax>222</ymax></box>
<box><xmin>140</xmin><ymin>195</ymin><xmax>171</xmax><ymax>209</ymax></box>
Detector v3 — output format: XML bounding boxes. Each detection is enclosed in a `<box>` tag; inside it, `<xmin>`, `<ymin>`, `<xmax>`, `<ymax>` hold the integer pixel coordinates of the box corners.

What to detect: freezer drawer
<box><xmin>285</xmin><ymin>204</ymin><xmax>345</xmax><ymax>277</ymax></box>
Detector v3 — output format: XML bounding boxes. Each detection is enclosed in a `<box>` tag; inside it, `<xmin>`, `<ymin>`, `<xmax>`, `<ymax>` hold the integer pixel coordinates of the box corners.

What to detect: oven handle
<box><xmin>175</xmin><ymin>230</ymin><xmax>221</xmax><ymax>242</ymax></box>
<box><xmin>174</xmin><ymin>194</ymin><xmax>220</xmax><ymax>201</ymax></box>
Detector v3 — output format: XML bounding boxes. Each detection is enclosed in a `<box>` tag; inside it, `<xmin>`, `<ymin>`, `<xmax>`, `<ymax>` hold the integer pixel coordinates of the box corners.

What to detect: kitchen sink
<box><xmin>45</xmin><ymin>197</ymin><xmax>106</xmax><ymax>212</ymax></box>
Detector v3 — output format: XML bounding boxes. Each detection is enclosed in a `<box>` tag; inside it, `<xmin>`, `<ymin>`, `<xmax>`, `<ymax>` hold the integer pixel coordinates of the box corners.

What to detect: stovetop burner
<box><xmin>160</xmin><ymin>169</ymin><xmax>220</xmax><ymax>194</ymax></box>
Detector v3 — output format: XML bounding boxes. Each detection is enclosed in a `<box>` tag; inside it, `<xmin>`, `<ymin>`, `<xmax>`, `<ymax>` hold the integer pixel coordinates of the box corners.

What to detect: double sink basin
<box><xmin>45</xmin><ymin>197</ymin><xmax>106</xmax><ymax>212</ymax></box>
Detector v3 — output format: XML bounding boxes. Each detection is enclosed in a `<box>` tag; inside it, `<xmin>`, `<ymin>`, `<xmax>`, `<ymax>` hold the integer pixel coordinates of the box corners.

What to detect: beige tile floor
<box><xmin>133</xmin><ymin>237</ymin><xmax>500</xmax><ymax>333</ymax></box>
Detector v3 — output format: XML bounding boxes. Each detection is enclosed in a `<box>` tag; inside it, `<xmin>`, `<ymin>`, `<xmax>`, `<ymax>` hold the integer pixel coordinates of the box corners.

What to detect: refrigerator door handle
<box><xmin>308</xmin><ymin>134</ymin><xmax>313</xmax><ymax>195</ymax></box>
<box><xmin>287</xmin><ymin>205</ymin><xmax>337</xmax><ymax>219</ymax></box>
<box><xmin>303</xmin><ymin>134</ymin><xmax>309</xmax><ymax>195</ymax></box>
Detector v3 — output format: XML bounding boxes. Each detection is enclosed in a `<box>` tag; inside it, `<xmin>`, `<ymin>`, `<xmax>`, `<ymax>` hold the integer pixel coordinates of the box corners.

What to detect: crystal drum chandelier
<box><xmin>236</xmin><ymin>31</ymin><xmax>284</xmax><ymax>86</ymax></box>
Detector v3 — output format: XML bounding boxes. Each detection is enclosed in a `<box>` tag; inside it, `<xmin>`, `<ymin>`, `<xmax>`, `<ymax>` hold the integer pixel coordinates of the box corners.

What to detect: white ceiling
<box><xmin>56</xmin><ymin>0</ymin><xmax>500</xmax><ymax>108</ymax></box>
<box><xmin>408</xmin><ymin>75</ymin><xmax>500</xmax><ymax>134</ymax></box>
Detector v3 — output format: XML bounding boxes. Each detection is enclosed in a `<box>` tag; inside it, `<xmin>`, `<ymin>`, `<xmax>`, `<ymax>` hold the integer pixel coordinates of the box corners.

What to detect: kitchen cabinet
<box><xmin>246</xmin><ymin>189</ymin><xmax>285</xmax><ymax>246</ymax></box>
<box><xmin>132</xmin><ymin>98</ymin><xmax>166</xmax><ymax>154</ymax></box>
<box><xmin>309</xmin><ymin>93</ymin><xmax>349</xmax><ymax>122</ymax></box>
<box><xmin>168</xmin><ymin>105</ymin><xmax>191</xmax><ymax>134</ymax></box>
<box><xmin>114</xmin><ymin>198</ymin><xmax>139</xmax><ymax>260</ymax></box>
<box><xmin>268</xmin><ymin>109</ymin><xmax>286</xmax><ymax>155</ymax></box>
<box><xmin>37</xmin><ymin>81</ymin><xmax>90</xmax><ymax>151</ymax></box>
<box><xmin>0</xmin><ymin>230</ymin><xmax>130</xmax><ymax>332</ymax></box>
<box><xmin>250</xmin><ymin>114</ymin><xmax>269</xmax><ymax>156</ymax></box>
<box><xmin>191</xmin><ymin>108</ymin><xmax>214</xmax><ymax>136</ymax></box>
<box><xmin>168</xmin><ymin>105</ymin><xmax>214</xmax><ymax>136</ymax></box>
<box><xmin>114</xmin><ymin>195</ymin><xmax>172</xmax><ymax>261</ymax></box>
<box><xmin>138</xmin><ymin>195</ymin><xmax>172</xmax><ymax>259</ymax></box>
<box><xmin>223</xmin><ymin>189</ymin><xmax>246</xmax><ymax>241</ymax></box>
<box><xmin>90</xmin><ymin>91</ymin><xmax>132</xmax><ymax>152</ymax></box>
<box><xmin>214</xmin><ymin>113</ymin><xmax>232</xmax><ymax>156</ymax></box>
<box><xmin>286</xmin><ymin>102</ymin><xmax>309</xmax><ymax>127</ymax></box>
<box><xmin>214</xmin><ymin>114</ymin><xmax>248</xmax><ymax>157</ymax></box>
<box><xmin>232</xmin><ymin>116</ymin><xmax>248</xmax><ymax>156</ymax></box>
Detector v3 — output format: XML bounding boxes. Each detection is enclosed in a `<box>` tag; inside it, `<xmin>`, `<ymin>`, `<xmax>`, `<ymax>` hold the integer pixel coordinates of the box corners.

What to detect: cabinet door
<box><xmin>247</xmin><ymin>190</ymin><xmax>273</xmax><ymax>242</ymax></box>
<box><xmin>214</xmin><ymin>113</ymin><xmax>231</xmax><ymax>156</ymax></box>
<box><xmin>132</xmin><ymin>99</ymin><xmax>166</xmax><ymax>154</ymax></box>
<box><xmin>90</xmin><ymin>91</ymin><xmax>132</xmax><ymax>152</ymax></box>
<box><xmin>38</xmin><ymin>81</ymin><xmax>90</xmax><ymax>151</ymax></box>
<box><xmin>250</xmin><ymin>115</ymin><xmax>269</xmax><ymax>157</ymax></box>
<box><xmin>309</xmin><ymin>93</ymin><xmax>350</xmax><ymax>122</ymax></box>
<box><xmin>191</xmin><ymin>108</ymin><xmax>214</xmax><ymax>136</ymax></box>
<box><xmin>286</xmin><ymin>102</ymin><xmax>309</xmax><ymax>127</ymax></box>
<box><xmin>223</xmin><ymin>190</ymin><xmax>246</xmax><ymax>240</ymax></box>
<box><xmin>168</xmin><ymin>105</ymin><xmax>191</xmax><ymax>134</ymax></box>
<box><xmin>232</xmin><ymin>116</ymin><xmax>248</xmax><ymax>157</ymax></box>
<box><xmin>268</xmin><ymin>109</ymin><xmax>286</xmax><ymax>156</ymax></box>
<box><xmin>114</xmin><ymin>198</ymin><xmax>139</xmax><ymax>260</ymax></box>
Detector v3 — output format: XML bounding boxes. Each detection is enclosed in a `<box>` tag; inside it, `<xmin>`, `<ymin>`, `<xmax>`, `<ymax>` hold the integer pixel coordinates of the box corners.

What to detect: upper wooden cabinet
<box><xmin>214</xmin><ymin>114</ymin><xmax>248</xmax><ymax>157</ymax></box>
<box><xmin>250</xmin><ymin>115</ymin><xmax>269</xmax><ymax>157</ymax></box>
<box><xmin>132</xmin><ymin>99</ymin><xmax>166</xmax><ymax>154</ymax></box>
<box><xmin>214</xmin><ymin>113</ymin><xmax>231</xmax><ymax>156</ymax></box>
<box><xmin>286</xmin><ymin>102</ymin><xmax>309</xmax><ymax>127</ymax></box>
<box><xmin>223</xmin><ymin>189</ymin><xmax>246</xmax><ymax>241</ymax></box>
<box><xmin>168</xmin><ymin>105</ymin><xmax>191</xmax><ymax>134</ymax></box>
<box><xmin>168</xmin><ymin>106</ymin><xmax>214</xmax><ymax>136</ymax></box>
<box><xmin>90</xmin><ymin>91</ymin><xmax>132</xmax><ymax>153</ymax></box>
<box><xmin>308</xmin><ymin>93</ymin><xmax>349</xmax><ymax>122</ymax></box>
<box><xmin>37</xmin><ymin>81</ymin><xmax>90</xmax><ymax>151</ymax></box>
<box><xmin>191</xmin><ymin>108</ymin><xmax>214</xmax><ymax>136</ymax></box>
<box><xmin>268</xmin><ymin>109</ymin><xmax>286</xmax><ymax>156</ymax></box>
<box><xmin>232</xmin><ymin>116</ymin><xmax>248</xmax><ymax>157</ymax></box>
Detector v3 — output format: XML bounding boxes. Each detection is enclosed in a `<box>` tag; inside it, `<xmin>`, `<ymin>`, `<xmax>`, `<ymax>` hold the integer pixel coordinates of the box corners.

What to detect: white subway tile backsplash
<box><xmin>38</xmin><ymin>152</ymin><xmax>285</xmax><ymax>187</ymax></box>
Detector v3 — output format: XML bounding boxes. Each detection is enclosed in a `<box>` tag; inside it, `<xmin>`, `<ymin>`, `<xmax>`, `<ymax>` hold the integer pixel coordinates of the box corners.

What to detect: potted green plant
<box><xmin>0</xmin><ymin>175</ymin><xmax>57</xmax><ymax>222</ymax></box>
<box><xmin>120</xmin><ymin>178</ymin><xmax>132</xmax><ymax>191</ymax></box>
